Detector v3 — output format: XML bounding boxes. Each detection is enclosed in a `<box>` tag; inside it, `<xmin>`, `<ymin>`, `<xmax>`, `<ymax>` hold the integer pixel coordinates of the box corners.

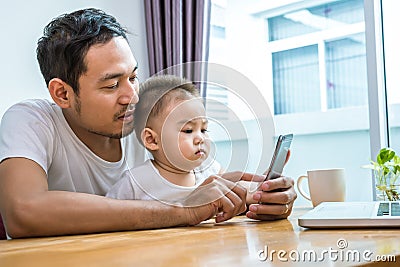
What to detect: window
<box><xmin>325</xmin><ymin>34</ymin><xmax>367</xmax><ymax>109</ymax></box>
<box><xmin>207</xmin><ymin>0</ymin><xmax>375</xmax><ymax>206</ymax></box>
<box><xmin>381</xmin><ymin>0</ymin><xmax>400</xmax><ymax>152</ymax></box>
<box><xmin>272</xmin><ymin>45</ymin><xmax>320</xmax><ymax>114</ymax></box>
<box><xmin>268</xmin><ymin>0</ymin><xmax>367</xmax><ymax>115</ymax></box>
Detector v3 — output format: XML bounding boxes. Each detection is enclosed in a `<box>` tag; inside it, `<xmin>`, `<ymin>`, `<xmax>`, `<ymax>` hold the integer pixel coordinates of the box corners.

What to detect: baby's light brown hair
<box><xmin>134</xmin><ymin>75</ymin><xmax>201</xmax><ymax>146</ymax></box>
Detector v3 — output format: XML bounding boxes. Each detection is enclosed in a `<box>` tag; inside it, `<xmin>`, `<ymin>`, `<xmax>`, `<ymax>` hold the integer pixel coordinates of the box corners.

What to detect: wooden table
<box><xmin>1</xmin><ymin>207</ymin><xmax>400</xmax><ymax>267</ymax></box>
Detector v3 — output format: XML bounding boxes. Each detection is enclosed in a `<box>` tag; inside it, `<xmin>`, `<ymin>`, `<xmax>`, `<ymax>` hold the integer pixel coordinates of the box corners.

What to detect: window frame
<box><xmin>364</xmin><ymin>0</ymin><xmax>389</xmax><ymax>198</ymax></box>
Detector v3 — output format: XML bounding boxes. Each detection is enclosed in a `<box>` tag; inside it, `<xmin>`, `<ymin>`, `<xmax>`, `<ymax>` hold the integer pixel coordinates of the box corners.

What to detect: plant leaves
<box><xmin>377</xmin><ymin>148</ymin><xmax>395</xmax><ymax>164</ymax></box>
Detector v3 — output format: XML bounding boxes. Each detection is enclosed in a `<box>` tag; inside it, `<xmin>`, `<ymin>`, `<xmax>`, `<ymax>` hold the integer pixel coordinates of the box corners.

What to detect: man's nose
<box><xmin>120</xmin><ymin>79</ymin><xmax>139</xmax><ymax>105</ymax></box>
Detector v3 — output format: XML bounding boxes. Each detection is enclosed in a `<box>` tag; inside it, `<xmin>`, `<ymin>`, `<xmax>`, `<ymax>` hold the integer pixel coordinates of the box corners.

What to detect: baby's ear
<box><xmin>141</xmin><ymin>128</ymin><xmax>159</xmax><ymax>151</ymax></box>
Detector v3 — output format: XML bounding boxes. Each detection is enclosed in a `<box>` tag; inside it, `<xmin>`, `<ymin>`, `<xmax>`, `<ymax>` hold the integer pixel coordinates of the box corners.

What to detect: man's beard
<box><xmin>88</xmin><ymin>122</ymin><xmax>134</xmax><ymax>139</ymax></box>
<box><xmin>74</xmin><ymin>96</ymin><xmax>135</xmax><ymax>139</ymax></box>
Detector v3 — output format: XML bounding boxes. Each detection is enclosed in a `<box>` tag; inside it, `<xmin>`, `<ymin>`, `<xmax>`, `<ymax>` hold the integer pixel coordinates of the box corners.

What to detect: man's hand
<box><xmin>180</xmin><ymin>174</ymin><xmax>249</xmax><ymax>225</ymax></box>
<box><xmin>245</xmin><ymin>176</ymin><xmax>297</xmax><ymax>220</ymax></box>
<box><xmin>242</xmin><ymin>149</ymin><xmax>297</xmax><ymax>221</ymax></box>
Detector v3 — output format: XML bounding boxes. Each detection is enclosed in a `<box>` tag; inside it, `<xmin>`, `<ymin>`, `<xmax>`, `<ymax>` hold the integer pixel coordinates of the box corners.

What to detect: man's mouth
<box><xmin>117</xmin><ymin>110</ymin><xmax>134</xmax><ymax>121</ymax></box>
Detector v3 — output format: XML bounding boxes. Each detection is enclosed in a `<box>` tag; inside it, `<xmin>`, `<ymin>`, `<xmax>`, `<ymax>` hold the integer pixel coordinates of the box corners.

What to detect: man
<box><xmin>0</xmin><ymin>8</ymin><xmax>296</xmax><ymax>238</ymax></box>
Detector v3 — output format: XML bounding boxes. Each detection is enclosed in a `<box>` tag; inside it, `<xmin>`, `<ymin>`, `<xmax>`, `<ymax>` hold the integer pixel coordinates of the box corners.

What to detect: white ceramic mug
<box><xmin>297</xmin><ymin>168</ymin><xmax>346</xmax><ymax>207</ymax></box>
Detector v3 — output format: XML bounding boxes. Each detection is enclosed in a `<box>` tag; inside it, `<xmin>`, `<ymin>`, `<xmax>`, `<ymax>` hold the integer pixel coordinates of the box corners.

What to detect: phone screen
<box><xmin>264</xmin><ymin>134</ymin><xmax>293</xmax><ymax>180</ymax></box>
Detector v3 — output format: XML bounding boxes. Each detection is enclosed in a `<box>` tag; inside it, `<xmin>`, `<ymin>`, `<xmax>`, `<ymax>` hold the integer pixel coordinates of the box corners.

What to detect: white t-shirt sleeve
<box><xmin>0</xmin><ymin>101</ymin><xmax>54</xmax><ymax>173</ymax></box>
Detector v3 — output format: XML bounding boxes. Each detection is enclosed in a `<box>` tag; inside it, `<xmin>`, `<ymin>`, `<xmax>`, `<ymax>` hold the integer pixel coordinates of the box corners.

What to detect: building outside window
<box><xmin>269</xmin><ymin>0</ymin><xmax>367</xmax><ymax>115</ymax></box>
<box><xmin>206</xmin><ymin>0</ymin><xmax>380</xmax><ymax>205</ymax></box>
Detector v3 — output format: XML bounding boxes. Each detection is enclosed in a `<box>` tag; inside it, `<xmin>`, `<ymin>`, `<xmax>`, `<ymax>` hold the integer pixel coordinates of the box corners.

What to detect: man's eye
<box><xmin>106</xmin><ymin>83</ymin><xmax>118</xmax><ymax>89</ymax></box>
<box><xmin>130</xmin><ymin>76</ymin><xmax>138</xmax><ymax>84</ymax></box>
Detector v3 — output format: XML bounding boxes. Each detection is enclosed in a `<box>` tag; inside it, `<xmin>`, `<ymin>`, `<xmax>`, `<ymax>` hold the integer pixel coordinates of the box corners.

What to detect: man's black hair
<box><xmin>36</xmin><ymin>8</ymin><xmax>129</xmax><ymax>94</ymax></box>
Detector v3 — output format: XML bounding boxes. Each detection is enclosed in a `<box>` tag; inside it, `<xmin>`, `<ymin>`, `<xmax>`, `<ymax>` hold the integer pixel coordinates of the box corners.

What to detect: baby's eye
<box><xmin>201</xmin><ymin>129</ymin><xmax>208</xmax><ymax>133</ymax></box>
<box><xmin>182</xmin><ymin>129</ymin><xmax>193</xmax><ymax>134</ymax></box>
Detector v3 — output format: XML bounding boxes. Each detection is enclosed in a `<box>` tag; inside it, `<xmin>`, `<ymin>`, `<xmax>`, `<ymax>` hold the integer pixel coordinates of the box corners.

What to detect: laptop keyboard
<box><xmin>377</xmin><ymin>202</ymin><xmax>400</xmax><ymax>216</ymax></box>
<box><xmin>391</xmin><ymin>202</ymin><xmax>400</xmax><ymax>216</ymax></box>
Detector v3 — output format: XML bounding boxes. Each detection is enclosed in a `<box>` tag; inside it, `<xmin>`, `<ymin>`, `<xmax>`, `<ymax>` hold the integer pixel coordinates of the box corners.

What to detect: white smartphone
<box><xmin>263</xmin><ymin>134</ymin><xmax>293</xmax><ymax>180</ymax></box>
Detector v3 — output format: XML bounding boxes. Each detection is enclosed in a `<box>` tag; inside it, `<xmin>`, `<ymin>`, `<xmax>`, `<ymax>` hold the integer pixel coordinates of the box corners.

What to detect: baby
<box><xmin>106</xmin><ymin>75</ymin><xmax>222</xmax><ymax>204</ymax></box>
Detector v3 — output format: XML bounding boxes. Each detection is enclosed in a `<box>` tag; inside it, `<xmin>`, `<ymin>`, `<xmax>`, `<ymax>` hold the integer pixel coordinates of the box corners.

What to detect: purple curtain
<box><xmin>144</xmin><ymin>0</ymin><xmax>210</xmax><ymax>96</ymax></box>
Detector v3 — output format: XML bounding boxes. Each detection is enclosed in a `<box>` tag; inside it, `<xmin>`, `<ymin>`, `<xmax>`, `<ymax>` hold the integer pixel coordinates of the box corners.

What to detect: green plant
<box><xmin>363</xmin><ymin>148</ymin><xmax>400</xmax><ymax>201</ymax></box>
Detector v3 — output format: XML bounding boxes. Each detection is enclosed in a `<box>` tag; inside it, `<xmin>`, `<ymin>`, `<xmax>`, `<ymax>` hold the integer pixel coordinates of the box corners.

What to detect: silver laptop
<box><xmin>298</xmin><ymin>201</ymin><xmax>400</xmax><ymax>228</ymax></box>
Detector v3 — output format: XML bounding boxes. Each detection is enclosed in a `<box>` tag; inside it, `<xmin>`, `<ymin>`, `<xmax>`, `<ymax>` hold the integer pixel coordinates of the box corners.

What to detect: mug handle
<box><xmin>297</xmin><ymin>175</ymin><xmax>311</xmax><ymax>201</ymax></box>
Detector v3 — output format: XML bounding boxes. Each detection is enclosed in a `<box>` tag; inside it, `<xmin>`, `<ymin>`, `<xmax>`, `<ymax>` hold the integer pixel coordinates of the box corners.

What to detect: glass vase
<box><xmin>376</xmin><ymin>184</ymin><xmax>400</xmax><ymax>201</ymax></box>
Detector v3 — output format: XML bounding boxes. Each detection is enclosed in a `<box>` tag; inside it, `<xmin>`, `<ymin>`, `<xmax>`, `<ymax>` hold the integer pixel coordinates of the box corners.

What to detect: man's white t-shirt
<box><xmin>0</xmin><ymin>99</ymin><xmax>146</xmax><ymax>195</ymax></box>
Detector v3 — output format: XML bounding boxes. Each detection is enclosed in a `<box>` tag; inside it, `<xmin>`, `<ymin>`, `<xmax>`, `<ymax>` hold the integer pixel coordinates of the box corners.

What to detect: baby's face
<box><xmin>159</xmin><ymin>98</ymin><xmax>211</xmax><ymax>172</ymax></box>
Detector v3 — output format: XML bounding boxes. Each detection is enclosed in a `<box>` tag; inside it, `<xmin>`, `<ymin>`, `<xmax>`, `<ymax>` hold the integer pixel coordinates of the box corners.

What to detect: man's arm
<box><xmin>0</xmin><ymin>158</ymin><xmax>246</xmax><ymax>238</ymax></box>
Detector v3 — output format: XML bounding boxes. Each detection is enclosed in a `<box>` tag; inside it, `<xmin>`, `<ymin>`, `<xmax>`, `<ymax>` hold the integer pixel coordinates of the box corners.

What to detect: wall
<box><xmin>0</xmin><ymin>0</ymin><xmax>149</xmax><ymax>117</ymax></box>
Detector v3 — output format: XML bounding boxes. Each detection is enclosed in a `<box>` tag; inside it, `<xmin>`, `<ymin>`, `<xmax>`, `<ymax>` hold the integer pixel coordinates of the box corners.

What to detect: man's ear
<box><xmin>141</xmin><ymin>127</ymin><xmax>159</xmax><ymax>151</ymax></box>
<box><xmin>48</xmin><ymin>78</ymin><xmax>73</xmax><ymax>108</ymax></box>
